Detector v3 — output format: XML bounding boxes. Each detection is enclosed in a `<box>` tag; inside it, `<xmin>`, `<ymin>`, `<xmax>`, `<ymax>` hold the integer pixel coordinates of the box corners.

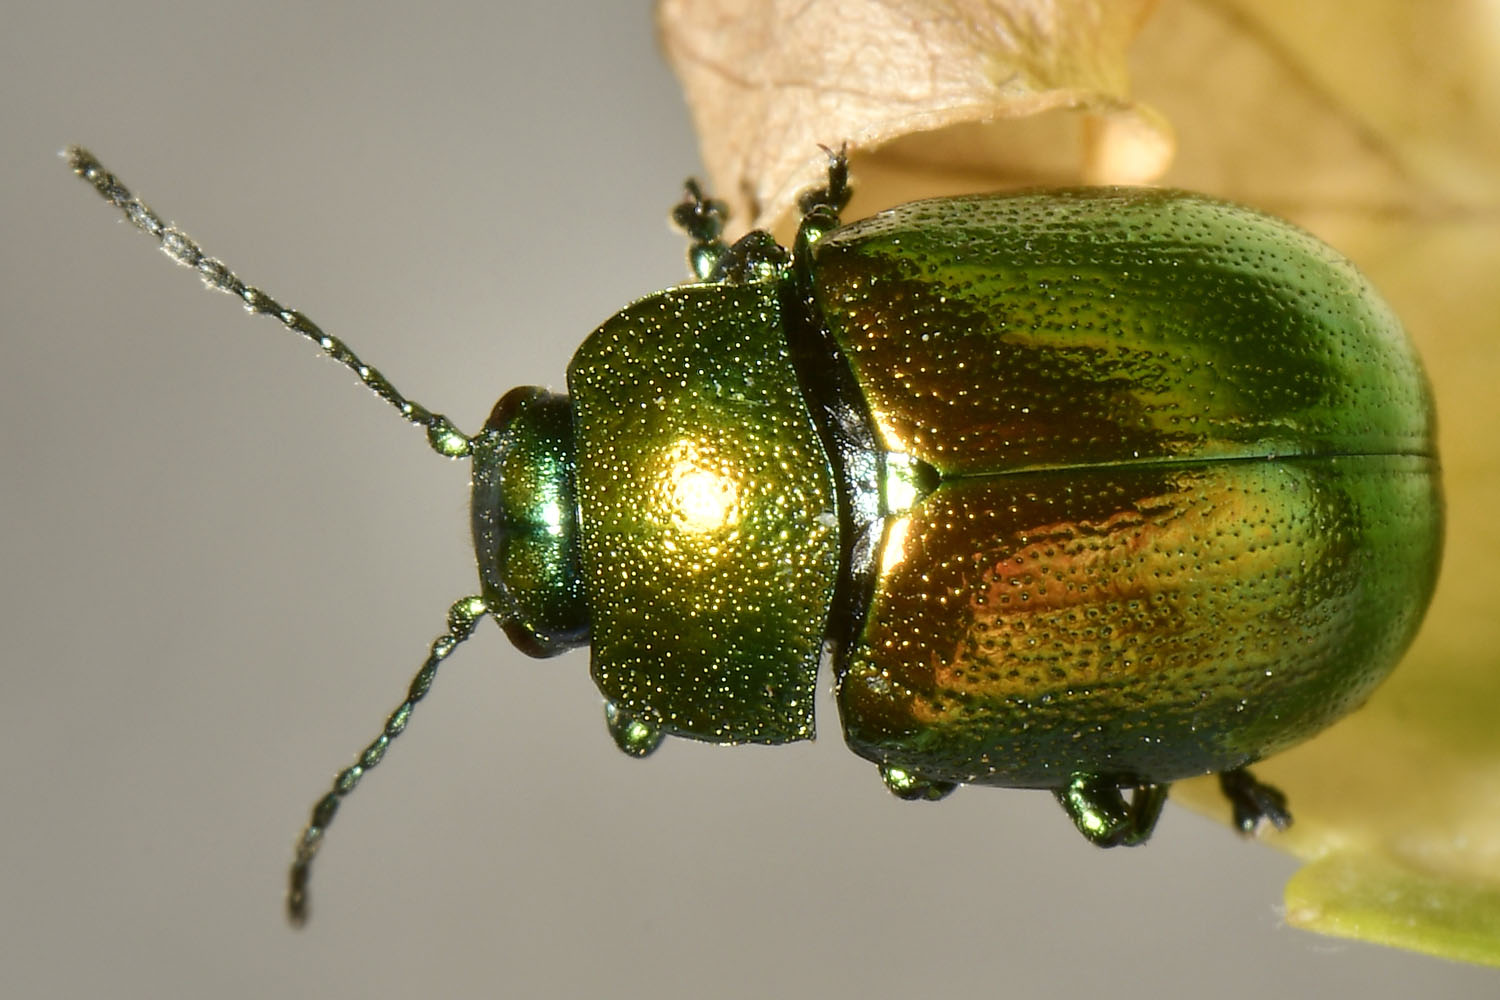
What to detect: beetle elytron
<box><xmin>69</xmin><ymin>147</ymin><xmax>1443</xmax><ymax>924</ymax></box>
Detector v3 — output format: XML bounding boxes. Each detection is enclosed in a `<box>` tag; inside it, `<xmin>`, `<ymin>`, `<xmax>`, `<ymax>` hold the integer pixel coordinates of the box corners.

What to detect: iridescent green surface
<box><xmin>470</xmin><ymin>387</ymin><xmax>587</xmax><ymax>657</ymax></box>
<box><xmin>811</xmin><ymin>190</ymin><xmax>1443</xmax><ymax>787</ymax></box>
<box><xmin>838</xmin><ymin>456</ymin><xmax>1439</xmax><ymax>785</ymax></box>
<box><xmin>566</xmin><ymin>281</ymin><xmax>838</xmax><ymax>743</ymax></box>
<box><xmin>813</xmin><ymin>190</ymin><xmax>1433</xmax><ymax>473</ymax></box>
<box><xmin>70</xmin><ymin>141</ymin><xmax>1448</xmax><ymax>904</ymax></box>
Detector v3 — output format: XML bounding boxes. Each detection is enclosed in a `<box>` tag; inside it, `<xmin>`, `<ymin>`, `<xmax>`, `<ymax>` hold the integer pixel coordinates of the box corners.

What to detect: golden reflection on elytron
<box><xmin>881</xmin><ymin>451</ymin><xmax>924</xmax><ymax>514</ymax></box>
<box><xmin>880</xmin><ymin>516</ymin><xmax>913</xmax><ymax>576</ymax></box>
<box><xmin>870</xmin><ymin>409</ymin><xmax>905</xmax><ymax>452</ymax></box>
<box><xmin>656</xmin><ymin>437</ymin><xmax>740</xmax><ymax>534</ymax></box>
<box><xmin>839</xmin><ymin>455</ymin><xmax>1440</xmax><ymax>786</ymax></box>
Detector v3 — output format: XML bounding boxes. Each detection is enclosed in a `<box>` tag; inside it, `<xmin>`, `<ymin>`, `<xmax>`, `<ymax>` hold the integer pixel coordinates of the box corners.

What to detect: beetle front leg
<box><xmin>1218</xmin><ymin>767</ymin><xmax>1293</xmax><ymax>834</ymax></box>
<box><xmin>672</xmin><ymin>179</ymin><xmax>730</xmax><ymax>281</ymax></box>
<box><xmin>603</xmin><ymin>700</ymin><xmax>665</xmax><ymax>758</ymax></box>
<box><xmin>1055</xmin><ymin>774</ymin><xmax>1168</xmax><ymax>847</ymax></box>
<box><xmin>879</xmin><ymin>763</ymin><xmax>957</xmax><ymax>802</ymax></box>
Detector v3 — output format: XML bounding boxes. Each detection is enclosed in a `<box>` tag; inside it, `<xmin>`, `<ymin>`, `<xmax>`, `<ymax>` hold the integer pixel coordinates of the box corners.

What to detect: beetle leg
<box><xmin>797</xmin><ymin>144</ymin><xmax>851</xmax><ymax>220</ymax></box>
<box><xmin>879</xmin><ymin>763</ymin><xmax>958</xmax><ymax>801</ymax></box>
<box><xmin>711</xmin><ymin>231</ymin><xmax>792</xmax><ymax>285</ymax></box>
<box><xmin>1124</xmin><ymin>782</ymin><xmax>1169</xmax><ymax>842</ymax></box>
<box><xmin>604</xmin><ymin>700</ymin><xmax>665</xmax><ymax>758</ymax></box>
<box><xmin>1218</xmin><ymin>768</ymin><xmax>1293</xmax><ymax>834</ymax></box>
<box><xmin>793</xmin><ymin>145</ymin><xmax>851</xmax><ymax>250</ymax></box>
<box><xmin>1055</xmin><ymin>775</ymin><xmax>1168</xmax><ymax>847</ymax></box>
<box><xmin>672</xmin><ymin>178</ymin><xmax>730</xmax><ymax>281</ymax></box>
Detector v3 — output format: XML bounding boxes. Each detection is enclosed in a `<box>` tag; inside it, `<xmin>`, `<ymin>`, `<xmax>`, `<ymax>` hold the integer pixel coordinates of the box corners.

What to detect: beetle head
<box><xmin>470</xmin><ymin>386</ymin><xmax>589</xmax><ymax>656</ymax></box>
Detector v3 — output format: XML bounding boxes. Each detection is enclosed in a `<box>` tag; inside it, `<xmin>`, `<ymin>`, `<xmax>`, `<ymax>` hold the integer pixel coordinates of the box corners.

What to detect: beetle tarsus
<box><xmin>1056</xmin><ymin>775</ymin><xmax>1168</xmax><ymax>847</ymax></box>
<box><xmin>798</xmin><ymin>144</ymin><xmax>851</xmax><ymax>220</ymax></box>
<box><xmin>1218</xmin><ymin>768</ymin><xmax>1293</xmax><ymax>834</ymax></box>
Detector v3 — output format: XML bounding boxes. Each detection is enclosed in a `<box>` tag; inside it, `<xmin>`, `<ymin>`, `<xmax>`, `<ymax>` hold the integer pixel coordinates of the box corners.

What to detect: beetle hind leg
<box><xmin>1055</xmin><ymin>774</ymin><xmax>1168</xmax><ymax>847</ymax></box>
<box><xmin>1218</xmin><ymin>767</ymin><xmax>1293</xmax><ymax>834</ymax></box>
<box><xmin>798</xmin><ymin>145</ymin><xmax>851</xmax><ymax>215</ymax></box>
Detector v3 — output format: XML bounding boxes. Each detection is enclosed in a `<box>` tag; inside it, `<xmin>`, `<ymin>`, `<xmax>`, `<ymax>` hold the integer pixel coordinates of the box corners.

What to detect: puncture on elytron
<box><xmin>68</xmin><ymin>145</ymin><xmax>1442</xmax><ymax>925</ymax></box>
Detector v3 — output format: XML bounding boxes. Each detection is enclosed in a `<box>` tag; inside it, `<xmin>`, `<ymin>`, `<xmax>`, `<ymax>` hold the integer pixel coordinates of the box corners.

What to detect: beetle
<box><xmin>68</xmin><ymin>146</ymin><xmax>1443</xmax><ymax>924</ymax></box>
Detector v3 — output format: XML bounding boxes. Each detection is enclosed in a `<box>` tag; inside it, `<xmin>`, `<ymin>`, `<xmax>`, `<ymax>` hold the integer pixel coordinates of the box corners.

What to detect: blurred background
<box><xmin>2</xmin><ymin>2</ymin><xmax>1494</xmax><ymax>997</ymax></box>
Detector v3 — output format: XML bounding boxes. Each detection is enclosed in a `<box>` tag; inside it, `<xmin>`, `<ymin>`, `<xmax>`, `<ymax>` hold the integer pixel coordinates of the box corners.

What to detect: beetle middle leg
<box><xmin>798</xmin><ymin>143</ymin><xmax>851</xmax><ymax>220</ymax></box>
<box><xmin>1055</xmin><ymin>774</ymin><xmax>1168</xmax><ymax>847</ymax></box>
<box><xmin>794</xmin><ymin>145</ymin><xmax>852</xmax><ymax>250</ymax></box>
<box><xmin>1218</xmin><ymin>767</ymin><xmax>1293</xmax><ymax>834</ymax></box>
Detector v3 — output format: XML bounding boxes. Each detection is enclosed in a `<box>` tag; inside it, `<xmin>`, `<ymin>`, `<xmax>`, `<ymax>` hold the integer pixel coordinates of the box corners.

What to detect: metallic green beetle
<box><xmin>70</xmin><ymin>148</ymin><xmax>1442</xmax><ymax>924</ymax></box>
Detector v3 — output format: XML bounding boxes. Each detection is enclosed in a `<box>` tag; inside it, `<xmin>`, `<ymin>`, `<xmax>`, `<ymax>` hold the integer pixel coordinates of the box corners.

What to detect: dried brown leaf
<box><xmin>658</xmin><ymin>0</ymin><xmax>1169</xmax><ymax>236</ymax></box>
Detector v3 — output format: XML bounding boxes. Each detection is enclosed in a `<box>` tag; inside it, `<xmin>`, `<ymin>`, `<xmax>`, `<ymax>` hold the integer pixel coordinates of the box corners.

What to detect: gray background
<box><xmin>3</xmin><ymin>3</ymin><xmax>1493</xmax><ymax>997</ymax></box>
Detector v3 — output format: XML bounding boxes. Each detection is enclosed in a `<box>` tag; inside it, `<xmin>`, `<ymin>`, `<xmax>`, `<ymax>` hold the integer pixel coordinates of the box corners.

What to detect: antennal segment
<box><xmin>287</xmin><ymin>594</ymin><xmax>489</xmax><ymax>926</ymax></box>
<box><xmin>64</xmin><ymin>146</ymin><xmax>472</xmax><ymax>459</ymax></box>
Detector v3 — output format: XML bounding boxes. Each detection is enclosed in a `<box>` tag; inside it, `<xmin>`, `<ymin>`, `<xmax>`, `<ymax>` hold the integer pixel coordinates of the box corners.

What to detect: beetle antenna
<box><xmin>287</xmin><ymin>594</ymin><xmax>489</xmax><ymax>926</ymax></box>
<box><xmin>63</xmin><ymin>146</ymin><xmax>472</xmax><ymax>460</ymax></box>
